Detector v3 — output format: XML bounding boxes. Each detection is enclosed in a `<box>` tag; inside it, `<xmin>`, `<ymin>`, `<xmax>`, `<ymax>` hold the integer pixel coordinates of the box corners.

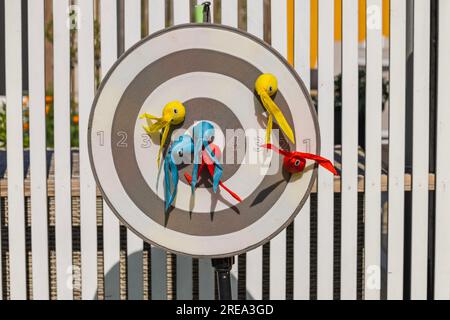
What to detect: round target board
<box><xmin>88</xmin><ymin>24</ymin><xmax>320</xmax><ymax>258</ymax></box>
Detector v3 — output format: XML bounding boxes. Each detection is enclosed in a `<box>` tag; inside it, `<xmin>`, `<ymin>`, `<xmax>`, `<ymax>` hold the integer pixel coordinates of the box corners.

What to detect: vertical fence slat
<box><xmin>317</xmin><ymin>0</ymin><xmax>335</xmax><ymax>300</ymax></box>
<box><xmin>172</xmin><ymin>0</ymin><xmax>192</xmax><ymax>301</ymax></box>
<box><xmin>434</xmin><ymin>0</ymin><xmax>450</xmax><ymax>300</ymax></box>
<box><xmin>293</xmin><ymin>0</ymin><xmax>311</xmax><ymax>300</ymax></box>
<box><xmin>53</xmin><ymin>0</ymin><xmax>73</xmax><ymax>300</ymax></box>
<box><xmin>294</xmin><ymin>0</ymin><xmax>311</xmax><ymax>88</ymax></box>
<box><xmin>387</xmin><ymin>0</ymin><xmax>406</xmax><ymax>300</ymax></box>
<box><xmin>148</xmin><ymin>0</ymin><xmax>165</xmax><ymax>33</ymax></box>
<box><xmin>5</xmin><ymin>0</ymin><xmax>26</xmax><ymax>299</ymax></box>
<box><xmin>148</xmin><ymin>0</ymin><xmax>168</xmax><ymax>301</ymax></box>
<box><xmin>100</xmin><ymin>0</ymin><xmax>121</xmax><ymax>300</ymax></box>
<box><xmin>221</xmin><ymin>0</ymin><xmax>238</xmax><ymax>298</ymax></box>
<box><xmin>231</xmin><ymin>257</ymin><xmax>238</xmax><ymax>300</ymax></box>
<box><xmin>176</xmin><ymin>255</ymin><xmax>193</xmax><ymax>300</ymax></box>
<box><xmin>28</xmin><ymin>0</ymin><xmax>49</xmax><ymax>300</ymax></box>
<box><xmin>245</xmin><ymin>249</ymin><xmax>262</xmax><ymax>300</ymax></box>
<box><xmin>78</xmin><ymin>0</ymin><xmax>98</xmax><ymax>300</ymax></box>
<box><xmin>124</xmin><ymin>0</ymin><xmax>144</xmax><ymax>300</ymax></box>
<box><xmin>173</xmin><ymin>0</ymin><xmax>190</xmax><ymax>25</ymax></box>
<box><xmin>341</xmin><ymin>0</ymin><xmax>359</xmax><ymax>300</ymax></box>
<box><xmin>199</xmin><ymin>259</ymin><xmax>214</xmax><ymax>300</ymax></box>
<box><xmin>364</xmin><ymin>0</ymin><xmax>383</xmax><ymax>300</ymax></box>
<box><xmin>268</xmin><ymin>0</ymin><xmax>288</xmax><ymax>300</ymax></box>
<box><xmin>221</xmin><ymin>0</ymin><xmax>238</xmax><ymax>27</ymax></box>
<box><xmin>411</xmin><ymin>0</ymin><xmax>430</xmax><ymax>300</ymax></box>
<box><xmin>245</xmin><ymin>0</ymin><xmax>264</xmax><ymax>300</ymax></box>
<box><xmin>247</xmin><ymin>0</ymin><xmax>264</xmax><ymax>39</ymax></box>
<box><xmin>150</xmin><ymin>248</ymin><xmax>167</xmax><ymax>300</ymax></box>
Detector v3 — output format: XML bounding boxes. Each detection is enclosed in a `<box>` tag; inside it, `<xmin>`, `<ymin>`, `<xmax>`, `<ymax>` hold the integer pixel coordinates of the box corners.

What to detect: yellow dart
<box><xmin>255</xmin><ymin>74</ymin><xmax>295</xmax><ymax>144</ymax></box>
<box><xmin>139</xmin><ymin>100</ymin><xmax>186</xmax><ymax>167</ymax></box>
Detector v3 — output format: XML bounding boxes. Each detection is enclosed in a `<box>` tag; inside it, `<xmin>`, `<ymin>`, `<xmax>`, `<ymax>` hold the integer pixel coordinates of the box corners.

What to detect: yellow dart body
<box><xmin>139</xmin><ymin>100</ymin><xmax>186</xmax><ymax>167</ymax></box>
<box><xmin>255</xmin><ymin>74</ymin><xmax>295</xmax><ymax>144</ymax></box>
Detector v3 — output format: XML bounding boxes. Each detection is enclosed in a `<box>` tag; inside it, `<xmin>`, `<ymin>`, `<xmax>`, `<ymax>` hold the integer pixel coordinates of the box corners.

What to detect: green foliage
<box><xmin>46</xmin><ymin>95</ymin><xmax>55</xmax><ymax>148</ymax></box>
<box><xmin>0</xmin><ymin>81</ymin><xmax>83</xmax><ymax>149</ymax></box>
<box><xmin>0</xmin><ymin>103</ymin><xmax>6</xmax><ymax>148</ymax></box>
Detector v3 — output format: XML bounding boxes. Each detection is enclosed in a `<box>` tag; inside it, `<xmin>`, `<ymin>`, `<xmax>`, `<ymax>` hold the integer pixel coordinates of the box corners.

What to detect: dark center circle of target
<box><xmin>111</xmin><ymin>48</ymin><xmax>295</xmax><ymax>236</ymax></box>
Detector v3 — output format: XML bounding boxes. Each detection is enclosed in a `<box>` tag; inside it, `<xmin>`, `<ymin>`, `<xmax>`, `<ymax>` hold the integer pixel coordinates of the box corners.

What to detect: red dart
<box><xmin>184</xmin><ymin>144</ymin><xmax>242</xmax><ymax>202</ymax></box>
<box><xmin>262</xmin><ymin>144</ymin><xmax>338</xmax><ymax>175</ymax></box>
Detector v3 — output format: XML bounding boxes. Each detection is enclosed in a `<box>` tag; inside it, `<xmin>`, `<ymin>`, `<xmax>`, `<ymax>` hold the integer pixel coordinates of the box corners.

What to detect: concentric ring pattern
<box><xmin>88</xmin><ymin>24</ymin><xmax>319</xmax><ymax>257</ymax></box>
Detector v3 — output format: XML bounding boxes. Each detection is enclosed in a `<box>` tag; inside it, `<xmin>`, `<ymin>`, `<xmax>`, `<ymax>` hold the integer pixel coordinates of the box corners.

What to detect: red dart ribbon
<box><xmin>263</xmin><ymin>144</ymin><xmax>338</xmax><ymax>175</ymax></box>
<box><xmin>184</xmin><ymin>144</ymin><xmax>242</xmax><ymax>202</ymax></box>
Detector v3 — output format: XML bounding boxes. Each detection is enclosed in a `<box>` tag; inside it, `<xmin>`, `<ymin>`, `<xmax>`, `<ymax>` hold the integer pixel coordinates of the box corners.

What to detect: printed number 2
<box><xmin>116</xmin><ymin>131</ymin><xmax>128</xmax><ymax>148</ymax></box>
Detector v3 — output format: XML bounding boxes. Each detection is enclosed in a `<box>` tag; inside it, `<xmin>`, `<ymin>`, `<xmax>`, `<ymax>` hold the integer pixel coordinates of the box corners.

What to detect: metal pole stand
<box><xmin>211</xmin><ymin>257</ymin><xmax>235</xmax><ymax>300</ymax></box>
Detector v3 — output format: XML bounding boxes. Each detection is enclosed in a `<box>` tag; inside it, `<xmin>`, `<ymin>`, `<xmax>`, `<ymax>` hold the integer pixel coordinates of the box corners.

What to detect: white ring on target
<box><xmin>89</xmin><ymin>25</ymin><xmax>318</xmax><ymax>257</ymax></box>
<box><xmin>134</xmin><ymin>72</ymin><xmax>270</xmax><ymax>212</ymax></box>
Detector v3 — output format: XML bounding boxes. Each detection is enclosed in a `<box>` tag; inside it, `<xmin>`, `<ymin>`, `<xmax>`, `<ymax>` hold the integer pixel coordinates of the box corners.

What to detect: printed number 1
<box><xmin>97</xmin><ymin>131</ymin><xmax>104</xmax><ymax>146</ymax></box>
<box><xmin>303</xmin><ymin>139</ymin><xmax>311</xmax><ymax>153</ymax></box>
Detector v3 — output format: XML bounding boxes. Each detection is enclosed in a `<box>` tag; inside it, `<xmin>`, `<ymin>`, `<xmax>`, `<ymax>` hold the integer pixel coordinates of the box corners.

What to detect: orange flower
<box><xmin>73</xmin><ymin>114</ymin><xmax>79</xmax><ymax>124</ymax></box>
<box><xmin>45</xmin><ymin>105</ymin><xmax>50</xmax><ymax>114</ymax></box>
<box><xmin>23</xmin><ymin>122</ymin><xmax>29</xmax><ymax>131</ymax></box>
<box><xmin>45</xmin><ymin>96</ymin><xmax>53</xmax><ymax>104</ymax></box>
<box><xmin>22</xmin><ymin>96</ymin><xmax>29</xmax><ymax>107</ymax></box>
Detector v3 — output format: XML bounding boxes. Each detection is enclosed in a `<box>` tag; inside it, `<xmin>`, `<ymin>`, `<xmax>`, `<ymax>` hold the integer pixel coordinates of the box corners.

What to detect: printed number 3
<box><xmin>141</xmin><ymin>134</ymin><xmax>151</xmax><ymax>148</ymax></box>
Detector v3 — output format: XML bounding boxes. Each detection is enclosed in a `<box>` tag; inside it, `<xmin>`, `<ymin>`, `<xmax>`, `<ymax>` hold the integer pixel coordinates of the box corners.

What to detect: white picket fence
<box><xmin>1</xmin><ymin>0</ymin><xmax>450</xmax><ymax>300</ymax></box>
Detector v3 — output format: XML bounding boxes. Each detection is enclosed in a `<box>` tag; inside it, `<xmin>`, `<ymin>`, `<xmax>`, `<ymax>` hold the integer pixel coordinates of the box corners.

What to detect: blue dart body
<box><xmin>163</xmin><ymin>135</ymin><xmax>194</xmax><ymax>211</ymax></box>
<box><xmin>191</xmin><ymin>121</ymin><xmax>223</xmax><ymax>193</ymax></box>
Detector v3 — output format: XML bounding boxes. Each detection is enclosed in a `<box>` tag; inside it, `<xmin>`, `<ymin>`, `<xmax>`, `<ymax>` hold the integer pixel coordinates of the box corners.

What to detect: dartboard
<box><xmin>88</xmin><ymin>24</ymin><xmax>319</xmax><ymax>258</ymax></box>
